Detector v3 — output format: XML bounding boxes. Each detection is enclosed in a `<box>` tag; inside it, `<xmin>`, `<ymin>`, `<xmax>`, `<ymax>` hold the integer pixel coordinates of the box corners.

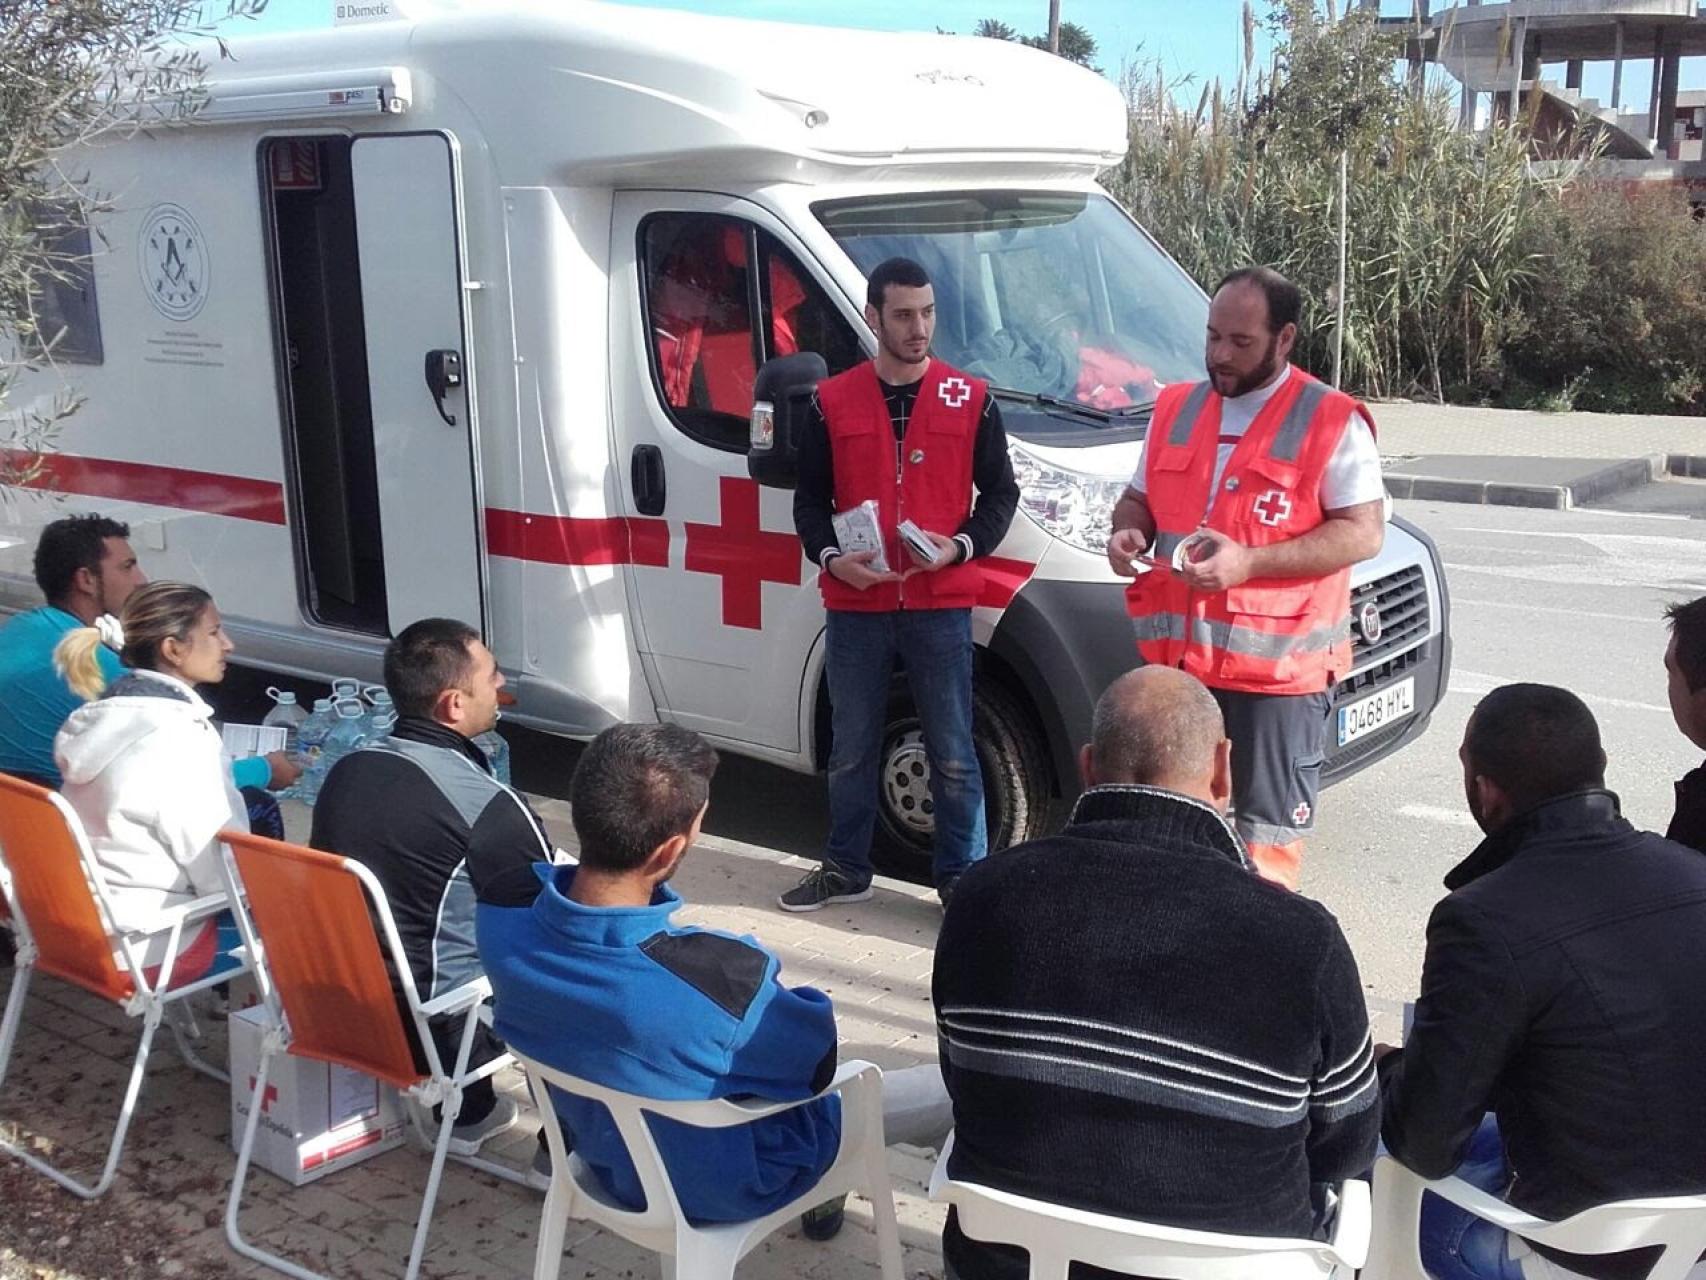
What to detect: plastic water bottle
<box><xmin>295</xmin><ymin>698</ymin><xmax>367</xmax><ymax>806</ymax></box>
<box><xmin>360</xmin><ymin>687</ymin><xmax>395</xmax><ymax>742</ymax></box>
<box><xmin>261</xmin><ymin>687</ymin><xmax>309</xmax><ymax>752</ymax></box>
<box><xmin>284</xmin><ymin>697</ymin><xmax>336</xmax><ymax>804</ymax></box>
<box><xmin>367</xmin><ymin>708</ymin><xmax>397</xmax><ymax>744</ymax></box>
<box><xmin>473</xmin><ymin>728</ymin><xmax>511</xmax><ymax>786</ymax></box>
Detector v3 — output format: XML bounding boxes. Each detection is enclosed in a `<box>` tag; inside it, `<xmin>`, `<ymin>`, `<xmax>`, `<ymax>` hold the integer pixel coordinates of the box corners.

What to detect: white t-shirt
<box><xmin>1129</xmin><ymin>365</ymin><xmax>1384</xmax><ymax>514</ymax></box>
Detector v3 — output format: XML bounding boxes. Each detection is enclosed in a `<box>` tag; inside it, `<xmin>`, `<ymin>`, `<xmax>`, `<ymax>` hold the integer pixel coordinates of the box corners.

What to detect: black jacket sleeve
<box><xmin>958</xmin><ymin>393</ymin><xmax>1019</xmax><ymax>559</ymax></box>
<box><xmin>791</xmin><ymin>391</ymin><xmax>839</xmax><ymax>566</ymax></box>
<box><xmin>466</xmin><ymin>791</ymin><xmax>553</xmax><ymax>908</ymax></box>
<box><xmin>1379</xmin><ymin>894</ymin><xmax>1525</xmax><ymax>1177</ymax></box>
<box><xmin>1305</xmin><ymin>924</ymin><xmax>1381</xmax><ymax>1186</ymax></box>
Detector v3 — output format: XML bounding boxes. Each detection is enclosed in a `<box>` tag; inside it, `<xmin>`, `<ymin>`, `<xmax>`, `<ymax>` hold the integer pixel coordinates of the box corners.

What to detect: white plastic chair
<box><xmin>1363</xmin><ymin>1154</ymin><xmax>1706</xmax><ymax>1280</ymax></box>
<box><xmin>217</xmin><ymin>828</ymin><xmax>529</xmax><ymax>1280</ymax></box>
<box><xmin>927</xmin><ymin>1130</ymin><xmax>1370</xmax><ymax>1280</ymax></box>
<box><xmin>514</xmin><ymin>1051</ymin><xmax>905</xmax><ymax>1280</ymax></box>
<box><xmin>0</xmin><ymin>772</ymin><xmax>238</xmax><ymax>1198</ymax></box>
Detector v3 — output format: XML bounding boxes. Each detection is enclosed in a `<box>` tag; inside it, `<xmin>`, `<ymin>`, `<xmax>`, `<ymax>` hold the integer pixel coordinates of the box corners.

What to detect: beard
<box><xmin>1213</xmin><ymin>336</ymin><xmax>1282</xmax><ymax>398</ymax></box>
<box><xmin>879</xmin><ymin>326</ymin><xmax>930</xmax><ymax>367</ymax></box>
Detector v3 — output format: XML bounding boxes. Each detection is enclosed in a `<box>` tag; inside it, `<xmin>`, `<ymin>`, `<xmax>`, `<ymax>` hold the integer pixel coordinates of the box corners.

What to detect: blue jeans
<box><xmin>1419</xmin><ymin>1116</ymin><xmax>1525</xmax><ymax>1280</ymax></box>
<box><xmin>823</xmin><ymin>608</ymin><xmax>987</xmax><ymax>887</ymax></box>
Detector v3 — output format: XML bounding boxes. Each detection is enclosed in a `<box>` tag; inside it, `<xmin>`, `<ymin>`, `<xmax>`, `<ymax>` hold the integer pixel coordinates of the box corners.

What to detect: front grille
<box><xmin>1350</xmin><ymin>565</ymin><xmax>1429</xmax><ymax>668</ymax></box>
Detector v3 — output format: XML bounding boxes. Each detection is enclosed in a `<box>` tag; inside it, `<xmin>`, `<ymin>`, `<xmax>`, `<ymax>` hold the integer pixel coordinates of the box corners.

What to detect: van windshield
<box><xmin>814</xmin><ymin>190</ymin><xmax>1208</xmax><ymax>432</ymax></box>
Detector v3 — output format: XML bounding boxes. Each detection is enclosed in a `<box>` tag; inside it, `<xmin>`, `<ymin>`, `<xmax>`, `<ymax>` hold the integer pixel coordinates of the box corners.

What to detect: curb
<box><xmin>1386</xmin><ymin>455</ymin><xmax>1665</xmax><ymax>510</ymax></box>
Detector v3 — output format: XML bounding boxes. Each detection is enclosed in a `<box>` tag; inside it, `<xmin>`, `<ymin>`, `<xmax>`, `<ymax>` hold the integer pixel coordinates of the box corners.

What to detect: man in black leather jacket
<box><xmin>1379</xmin><ymin>683</ymin><xmax>1706</xmax><ymax>1280</ymax></box>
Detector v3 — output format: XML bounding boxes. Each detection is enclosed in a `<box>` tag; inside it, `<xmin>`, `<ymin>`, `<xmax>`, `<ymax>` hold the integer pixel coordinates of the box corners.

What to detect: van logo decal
<box><xmin>684</xmin><ymin>476</ymin><xmax>802</xmax><ymax>630</ymax></box>
<box><xmin>138</xmin><ymin>203</ymin><xmax>210</xmax><ymax>323</ymax></box>
<box><xmin>937</xmin><ymin>377</ymin><xmax>972</xmax><ymax>409</ymax></box>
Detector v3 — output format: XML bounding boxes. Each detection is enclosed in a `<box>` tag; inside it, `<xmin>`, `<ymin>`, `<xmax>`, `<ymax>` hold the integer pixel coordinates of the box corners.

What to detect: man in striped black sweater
<box><xmin>932</xmin><ymin>666</ymin><xmax>1379</xmax><ymax>1280</ymax></box>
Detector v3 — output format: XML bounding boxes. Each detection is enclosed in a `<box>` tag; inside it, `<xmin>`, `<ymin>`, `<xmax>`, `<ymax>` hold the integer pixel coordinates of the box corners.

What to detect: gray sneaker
<box><xmin>777</xmin><ymin>865</ymin><xmax>874</xmax><ymax>913</ymax></box>
<box><xmin>410</xmin><ymin>1095</ymin><xmax>520</xmax><ymax>1156</ymax></box>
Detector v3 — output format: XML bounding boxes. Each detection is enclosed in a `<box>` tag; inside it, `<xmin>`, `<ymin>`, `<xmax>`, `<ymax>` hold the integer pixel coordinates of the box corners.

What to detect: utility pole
<box><xmin>1048</xmin><ymin>0</ymin><xmax>1061</xmax><ymax>53</ymax></box>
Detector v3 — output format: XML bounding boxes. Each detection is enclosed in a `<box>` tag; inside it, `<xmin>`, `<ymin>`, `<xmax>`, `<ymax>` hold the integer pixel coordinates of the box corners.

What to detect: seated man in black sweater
<box><xmin>933</xmin><ymin>666</ymin><xmax>1379</xmax><ymax>1280</ymax></box>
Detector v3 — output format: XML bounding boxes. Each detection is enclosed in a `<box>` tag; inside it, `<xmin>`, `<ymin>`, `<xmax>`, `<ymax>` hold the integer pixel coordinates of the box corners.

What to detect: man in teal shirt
<box><xmin>0</xmin><ymin>514</ymin><xmax>284</xmax><ymax>791</ymax></box>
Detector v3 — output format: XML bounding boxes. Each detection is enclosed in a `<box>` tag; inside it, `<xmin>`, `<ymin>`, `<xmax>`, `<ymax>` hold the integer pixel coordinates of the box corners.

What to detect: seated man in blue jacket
<box><xmin>477</xmin><ymin>722</ymin><xmax>949</xmax><ymax>1231</ymax></box>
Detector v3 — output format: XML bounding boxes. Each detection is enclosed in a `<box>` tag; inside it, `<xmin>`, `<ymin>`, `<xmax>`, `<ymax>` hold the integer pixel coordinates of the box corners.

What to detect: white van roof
<box><xmin>203</xmin><ymin>0</ymin><xmax>1129</xmax><ymax>183</ymax></box>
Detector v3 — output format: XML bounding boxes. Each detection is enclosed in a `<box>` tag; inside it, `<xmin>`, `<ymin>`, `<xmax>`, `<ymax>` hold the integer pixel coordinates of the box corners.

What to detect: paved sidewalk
<box><xmin>0</xmin><ymin>798</ymin><xmax>951</xmax><ymax>1280</ymax></box>
<box><xmin>1371</xmin><ymin>401</ymin><xmax>1706</xmax><ymax>461</ymax></box>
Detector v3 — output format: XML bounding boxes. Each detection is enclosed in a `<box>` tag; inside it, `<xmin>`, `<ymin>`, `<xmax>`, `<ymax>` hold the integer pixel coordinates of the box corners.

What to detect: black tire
<box><xmin>869</xmin><ymin>678</ymin><xmax>1055</xmax><ymax>883</ymax></box>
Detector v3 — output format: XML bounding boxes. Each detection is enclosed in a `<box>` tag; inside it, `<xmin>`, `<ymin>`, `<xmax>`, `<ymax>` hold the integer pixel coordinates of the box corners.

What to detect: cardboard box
<box><xmin>228</xmin><ymin>1005</ymin><xmax>406</xmax><ymax>1186</ymax></box>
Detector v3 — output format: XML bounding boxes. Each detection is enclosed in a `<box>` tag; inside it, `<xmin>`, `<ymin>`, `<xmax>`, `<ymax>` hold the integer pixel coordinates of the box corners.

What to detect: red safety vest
<box><xmin>1125</xmin><ymin>366</ymin><xmax>1375</xmax><ymax>695</ymax></box>
<box><xmin>817</xmin><ymin>359</ymin><xmax>985</xmax><ymax>613</ymax></box>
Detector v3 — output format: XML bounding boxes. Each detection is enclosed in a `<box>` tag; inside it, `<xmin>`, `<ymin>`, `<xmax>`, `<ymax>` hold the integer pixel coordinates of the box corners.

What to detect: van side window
<box><xmin>758</xmin><ymin>232</ymin><xmax>865</xmax><ymax>377</ymax></box>
<box><xmin>641</xmin><ymin>214</ymin><xmax>864</xmax><ymax>453</ymax></box>
<box><xmin>17</xmin><ymin>202</ymin><xmax>103</xmax><ymax>365</ymax></box>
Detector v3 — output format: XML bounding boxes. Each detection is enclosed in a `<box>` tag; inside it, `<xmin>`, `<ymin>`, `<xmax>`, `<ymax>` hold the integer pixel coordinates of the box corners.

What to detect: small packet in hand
<box><xmin>831</xmin><ymin>499</ymin><xmax>890</xmax><ymax>574</ymax></box>
<box><xmin>897</xmin><ymin>519</ymin><xmax>942</xmax><ymax>566</ymax></box>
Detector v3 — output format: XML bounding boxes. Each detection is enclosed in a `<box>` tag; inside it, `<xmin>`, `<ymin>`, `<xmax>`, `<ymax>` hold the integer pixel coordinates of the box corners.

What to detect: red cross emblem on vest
<box><xmin>1292</xmin><ymin>801</ymin><xmax>1311</xmax><ymax>825</ymax></box>
<box><xmin>1253</xmin><ymin>489</ymin><xmax>1292</xmax><ymax>527</ymax></box>
<box><xmin>937</xmin><ymin>376</ymin><xmax>972</xmax><ymax>409</ymax></box>
<box><xmin>684</xmin><ymin>476</ymin><xmax>803</xmax><ymax>630</ymax></box>
<box><xmin>248</xmin><ymin>1077</ymin><xmax>281</xmax><ymax>1113</ymax></box>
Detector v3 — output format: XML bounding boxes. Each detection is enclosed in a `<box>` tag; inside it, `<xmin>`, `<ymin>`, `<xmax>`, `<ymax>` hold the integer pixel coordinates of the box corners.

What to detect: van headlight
<box><xmin>1009</xmin><ymin>442</ymin><xmax>1130</xmax><ymax>556</ymax></box>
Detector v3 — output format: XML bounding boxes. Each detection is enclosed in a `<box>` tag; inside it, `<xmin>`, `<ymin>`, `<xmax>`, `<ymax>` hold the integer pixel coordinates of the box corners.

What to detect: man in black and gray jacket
<box><xmin>1380</xmin><ymin>684</ymin><xmax>1706</xmax><ymax>1280</ymax></box>
<box><xmin>312</xmin><ymin>617</ymin><xmax>553</xmax><ymax>1154</ymax></box>
<box><xmin>932</xmin><ymin>666</ymin><xmax>1379</xmax><ymax>1280</ymax></box>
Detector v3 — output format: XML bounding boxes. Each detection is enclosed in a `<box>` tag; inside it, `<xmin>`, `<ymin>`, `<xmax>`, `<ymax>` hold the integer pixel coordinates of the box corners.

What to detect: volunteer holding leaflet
<box><xmin>1107</xmin><ymin>267</ymin><xmax>1386</xmax><ymax>890</ymax></box>
<box><xmin>783</xmin><ymin>257</ymin><xmax>1018</xmax><ymax>912</ymax></box>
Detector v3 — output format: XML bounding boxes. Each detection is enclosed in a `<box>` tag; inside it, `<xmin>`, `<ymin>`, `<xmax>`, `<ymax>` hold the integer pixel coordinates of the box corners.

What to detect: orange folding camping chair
<box><xmin>218</xmin><ymin>829</ymin><xmax>527</xmax><ymax>1280</ymax></box>
<box><xmin>0</xmin><ymin>771</ymin><xmax>237</xmax><ymax>1198</ymax></box>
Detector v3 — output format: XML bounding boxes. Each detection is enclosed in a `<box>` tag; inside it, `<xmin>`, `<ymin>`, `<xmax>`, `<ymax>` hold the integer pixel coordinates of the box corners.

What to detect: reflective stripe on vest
<box><xmin>1270</xmin><ymin>379</ymin><xmax>1334</xmax><ymax>464</ymax></box>
<box><xmin>1130</xmin><ymin>612</ymin><xmax>1352</xmax><ymax>660</ymax></box>
<box><xmin>1166</xmin><ymin>382</ymin><xmax>1214</xmax><ymax>448</ymax></box>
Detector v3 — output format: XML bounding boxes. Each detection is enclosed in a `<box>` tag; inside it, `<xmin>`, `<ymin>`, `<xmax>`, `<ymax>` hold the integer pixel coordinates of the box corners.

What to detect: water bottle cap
<box><xmin>312</xmin><ymin>698</ymin><xmax>332</xmax><ymax>711</ymax></box>
<box><xmin>332</xmin><ymin>678</ymin><xmax>361</xmax><ymax>695</ymax></box>
<box><xmin>336</xmin><ymin>699</ymin><xmax>364</xmax><ymax>718</ymax></box>
<box><xmin>267</xmin><ymin>686</ymin><xmax>298</xmax><ymax>706</ymax></box>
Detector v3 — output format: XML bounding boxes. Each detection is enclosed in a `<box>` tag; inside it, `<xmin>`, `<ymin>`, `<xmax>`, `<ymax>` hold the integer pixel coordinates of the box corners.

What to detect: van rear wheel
<box><xmin>869</xmin><ymin>680</ymin><xmax>1055</xmax><ymax>883</ymax></box>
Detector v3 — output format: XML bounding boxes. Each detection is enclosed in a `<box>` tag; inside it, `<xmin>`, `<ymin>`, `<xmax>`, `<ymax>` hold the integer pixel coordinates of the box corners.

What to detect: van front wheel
<box><xmin>869</xmin><ymin>680</ymin><xmax>1055</xmax><ymax>883</ymax></box>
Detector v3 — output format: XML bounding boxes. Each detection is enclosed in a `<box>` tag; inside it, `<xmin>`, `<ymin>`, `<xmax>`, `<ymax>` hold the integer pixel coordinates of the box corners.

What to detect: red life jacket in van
<box><xmin>1125</xmin><ymin>366</ymin><xmax>1376</xmax><ymax>695</ymax></box>
<box><xmin>817</xmin><ymin>359</ymin><xmax>985</xmax><ymax>613</ymax></box>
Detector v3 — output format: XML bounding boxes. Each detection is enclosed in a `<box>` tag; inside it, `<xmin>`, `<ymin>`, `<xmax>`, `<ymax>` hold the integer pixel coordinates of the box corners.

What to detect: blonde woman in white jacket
<box><xmin>53</xmin><ymin>582</ymin><xmax>249</xmax><ymax>985</ymax></box>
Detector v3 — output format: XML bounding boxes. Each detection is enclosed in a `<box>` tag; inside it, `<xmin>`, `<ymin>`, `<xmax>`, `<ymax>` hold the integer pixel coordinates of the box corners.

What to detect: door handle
<box><xmin>631</xmin><ymin>445</ymin><xmax>666</xmax><ymax>516</ymax></box>
<box><xmin>424</xmin><ymin>349</ymin><xmax>463</xmax><ymax>426</ymax></box>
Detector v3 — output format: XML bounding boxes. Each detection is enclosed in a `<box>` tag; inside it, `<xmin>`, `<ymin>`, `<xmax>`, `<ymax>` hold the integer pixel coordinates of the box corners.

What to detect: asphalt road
<box><xmin>1307</xmin><ymin>495</ymin><xmax>1706</xmax><ymax>1038</ymax></box>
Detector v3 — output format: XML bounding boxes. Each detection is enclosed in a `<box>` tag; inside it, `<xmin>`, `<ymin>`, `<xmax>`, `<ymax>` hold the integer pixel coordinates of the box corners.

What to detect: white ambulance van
<box><xmin>0</xmin><ymin>2</ymin><xmax>1450</xmax><ymax>874</ymax></box>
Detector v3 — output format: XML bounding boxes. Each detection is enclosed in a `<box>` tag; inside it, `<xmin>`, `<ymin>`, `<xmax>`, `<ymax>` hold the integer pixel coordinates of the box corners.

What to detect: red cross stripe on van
<box><xmin>684</xmin><ymin>475</ymin><xmax>803</xmax><ymax>630</ymax></box>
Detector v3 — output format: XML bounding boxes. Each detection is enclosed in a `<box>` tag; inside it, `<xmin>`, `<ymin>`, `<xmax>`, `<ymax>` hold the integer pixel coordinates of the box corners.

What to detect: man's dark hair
<box><xmin>33</xmin><ymin>513</ymin><xmax>130</xmax><ymax>603</ymax></box>
<box><xmin>1666</xmin><ymin>596</ymin><xmax>1706</xmax><ymax>693</ymax></box>
<box><xmin>383</xmin><ymin>617</ymin><xmax>481</xmax><ymax>719</ymax></box>
<box><xmin>866</xmin><ymin>257</ymin><xmax>931</xmax><ymax>311</ymax></box>
<box><xmin>570</xmin><ymin>724</ymin><xmax>719</xmax><ymax>872</ymax></box>
<box><xmin>1215</xmin><ymin>266</ymin><xmax>1303</xmax><ymax>333</ymax></box>
<box><xmin>1466</xmin><ymin>684</ymin><xmax>1605</xmax><ymax>813</ymax></box>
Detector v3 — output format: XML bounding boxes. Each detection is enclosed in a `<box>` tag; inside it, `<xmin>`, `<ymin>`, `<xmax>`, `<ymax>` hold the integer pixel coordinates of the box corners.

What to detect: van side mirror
<box><xmin>748</xmin><ymin>352</ymin><xmax>828</xmax><ymax>490</ymax></box>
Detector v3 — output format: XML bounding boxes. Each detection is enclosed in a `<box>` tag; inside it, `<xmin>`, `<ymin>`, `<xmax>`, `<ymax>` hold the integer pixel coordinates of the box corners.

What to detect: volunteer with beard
<box><xmin>780</xmin><ymin>257</ymin><xmax>1018</xmax><ymax>913</ymax></box>
<box><xmin>1106</xmin><ymin>267</ymin><xmax>1385</xmax><ymax>890</ymax></box>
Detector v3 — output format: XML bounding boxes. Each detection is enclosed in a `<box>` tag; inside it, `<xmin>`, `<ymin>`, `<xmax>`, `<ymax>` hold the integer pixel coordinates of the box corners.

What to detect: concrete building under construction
<box><xmin>1376</xmin><ymin>1</ymin><xmax>1706</xmax><ymax>198</ymax></box>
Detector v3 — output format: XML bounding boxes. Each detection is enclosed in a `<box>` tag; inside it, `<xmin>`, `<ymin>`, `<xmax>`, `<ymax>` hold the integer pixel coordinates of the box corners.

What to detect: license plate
<box><xmin>1337</xmin><ymin>677</ymin><xmax>1416</xmax><ymax>747</ymax></box>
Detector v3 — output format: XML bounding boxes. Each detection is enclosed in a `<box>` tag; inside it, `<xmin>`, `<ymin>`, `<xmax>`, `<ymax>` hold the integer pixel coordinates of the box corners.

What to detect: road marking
<box><xmin>1398</xmin><ymin>803</ymin><xmax>1480</xmax><ymax>829</ymax></box>
<box><xmin>1451</xmin><ymin>668</ymin><xmax>1672</xmax><ymax>715</ymax></box>
<box><xmin>1450</xmin><ymin>597</ymin><xmax>1657</xmax><ymax>625</ymax></box>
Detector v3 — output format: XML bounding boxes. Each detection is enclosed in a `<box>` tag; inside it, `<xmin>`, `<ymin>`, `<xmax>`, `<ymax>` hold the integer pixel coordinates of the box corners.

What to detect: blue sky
<box><xmin>230</xmin><ymin>0</ymin><xmax>1700</xmax><ymax>115</ymax></box>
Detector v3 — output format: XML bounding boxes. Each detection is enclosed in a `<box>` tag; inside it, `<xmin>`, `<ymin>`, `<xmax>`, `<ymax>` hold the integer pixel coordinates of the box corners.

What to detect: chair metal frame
<box><xmin>516</xmin><ymin>1051</ymin><xmax>905</xmax><ymax>1280</ymax></box>
<box><xmin>217</xmin><ymin>829</ymin><xmax>527</xmax><ymax>1280</ymax></box>
<box><xmin>927</xmin><ymin>1130</ymin><xmax>1370</xmax><ymax>1280</ymax></box>
<box><xmin>0</xmin><ymin>772</ymin><xmax>235</xmax><ymax>1199</ymax></box>
<box><xmin>1363</xmin><ymin>1154</ymin><xmax>1706</xmax><ymax>1280</ymax></box>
